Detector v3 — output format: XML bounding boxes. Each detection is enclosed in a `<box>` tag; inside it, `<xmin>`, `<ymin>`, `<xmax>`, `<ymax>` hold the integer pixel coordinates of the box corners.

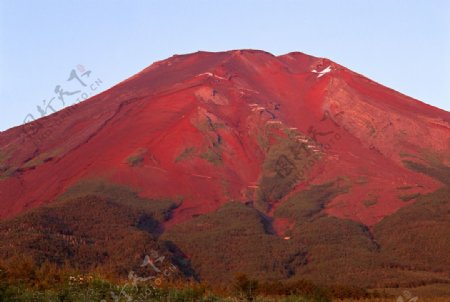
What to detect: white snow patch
<box><xmin>266</xmin><ymin>120</ymin><xmax>282</xmax><ymax>124</ymax></box>
<box><xmin>196</xmin><ymin>72</ymin><xmax>227</xmax><ymax>80</ymax></box>
<box><xmin>312</xmin><ymin>65</ymin><xmax>332</xmax><ymax>78</ymax></box>
<box><xmin>250</xmin><ymin>105</ymin><xmax>266</xmax><ymax>112</ymax></box>
<box><xmin>240</xmin><ymin>88</ymin><xmax>260</xmax><ymax>94</ymax></box>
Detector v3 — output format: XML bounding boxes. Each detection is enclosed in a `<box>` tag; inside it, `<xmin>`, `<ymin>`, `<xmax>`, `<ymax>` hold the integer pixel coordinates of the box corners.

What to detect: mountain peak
<box><xmin>0</xmin><ymin>50</ymin><xmax>449</xmax><ymax>227</ymax></box>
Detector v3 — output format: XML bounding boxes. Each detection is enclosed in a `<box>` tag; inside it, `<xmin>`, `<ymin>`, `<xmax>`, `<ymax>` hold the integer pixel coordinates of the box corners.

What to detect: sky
<box><xmin>0</xmin><ymin>0</ymin><xmax>449</xmax><ymax>131</ymax></box>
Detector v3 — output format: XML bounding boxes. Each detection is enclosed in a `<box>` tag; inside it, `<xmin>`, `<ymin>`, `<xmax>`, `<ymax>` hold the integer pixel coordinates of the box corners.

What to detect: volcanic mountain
<box><xmin>0</xmin><ymin>50</ymin><xmax>449</xmax><ymax>289</ymax></box>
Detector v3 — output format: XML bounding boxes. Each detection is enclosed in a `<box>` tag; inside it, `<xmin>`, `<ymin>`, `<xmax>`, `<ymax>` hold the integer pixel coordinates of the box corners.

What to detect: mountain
<box><xmin>0</xmin><ymin>50</ymin><xmax>449</xmax><ymax>290</ymax></box>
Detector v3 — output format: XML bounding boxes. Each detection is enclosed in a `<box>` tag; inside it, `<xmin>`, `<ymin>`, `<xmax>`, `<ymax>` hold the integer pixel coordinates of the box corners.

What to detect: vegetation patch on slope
<box><xmin>255</xmin><ymin>125</ymin><xmax>323</xmax><ymax>210</ymax></box>
<box><xmin>274</xmin><ymin>179</ymin><xmax>351</xmax><ymax>222</ymax></box>
<box><xmin>125</xmin><ymin>148</ymin><xmax>148</xmax><ymax>167</ymax></box>
<box><xmin>163</xmin><ymin>202</ymin><xmax>308</xmax><ymax>284</ymax></box>
<box><xmin>374</xmin><ymin>188</ymin><xmax>450</xmax><ymax>274</ymax></box>
<box><xmin>0</xmin><ymin>180</ymin><xmax>189</xmax><ymax>279</ymax></box>
<box><xmin>401</xmin><ymin>150</ymin><xmax>450</xmax><ymax>187</ymax></box>
<box><xmin>175</xmin><ymin>146</ymin><xmax>196</xmax><ymax>163</ymax></box>
<box><xmin>192</xmin><ymin>115</ymin><xmax>225</xmax><ymax>166</ymax></box>
<box><xmin>0</xmin><ymin>149</ymin><xmax>18</xmax><ymax>180</ymax></box>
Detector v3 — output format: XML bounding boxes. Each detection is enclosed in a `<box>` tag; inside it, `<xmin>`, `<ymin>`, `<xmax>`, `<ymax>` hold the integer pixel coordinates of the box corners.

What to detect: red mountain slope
<box><xmin>1</xmin><ymin>49</ymin><xmax>449</xmax><ymax>229</ymax></box>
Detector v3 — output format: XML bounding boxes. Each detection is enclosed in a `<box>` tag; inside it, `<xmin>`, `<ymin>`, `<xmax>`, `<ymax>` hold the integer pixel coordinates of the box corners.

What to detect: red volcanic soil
<box><xmin>0</xmin><ymin>49</ymin><xmax>449</xmax><ymax>227</ymax></box>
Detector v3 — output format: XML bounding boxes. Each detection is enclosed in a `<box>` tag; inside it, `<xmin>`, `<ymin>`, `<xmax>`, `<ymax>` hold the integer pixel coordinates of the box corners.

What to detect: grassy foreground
<box><xmin>2</xmin><ymin>260</ymin><xmax>447</xmax><ymax>302</ymax></box>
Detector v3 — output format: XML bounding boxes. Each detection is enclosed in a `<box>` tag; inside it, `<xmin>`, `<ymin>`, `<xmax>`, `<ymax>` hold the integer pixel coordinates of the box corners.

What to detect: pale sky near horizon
<box><xmin>0</xmin><ymin>0</ymin><xmax>449</xmax><ymax>131</ymax></box>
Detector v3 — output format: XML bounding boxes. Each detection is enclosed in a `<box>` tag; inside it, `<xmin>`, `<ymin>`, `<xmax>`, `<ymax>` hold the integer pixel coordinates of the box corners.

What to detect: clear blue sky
<box><xmin>1</xmin><ymin>0</ymin><xmax>449</xmax><ymax>131</ymax></box>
